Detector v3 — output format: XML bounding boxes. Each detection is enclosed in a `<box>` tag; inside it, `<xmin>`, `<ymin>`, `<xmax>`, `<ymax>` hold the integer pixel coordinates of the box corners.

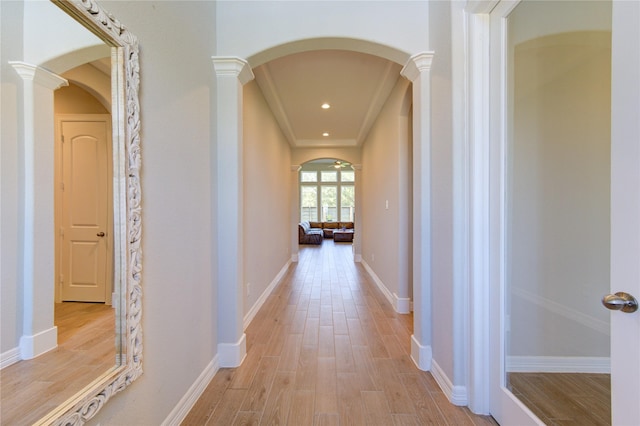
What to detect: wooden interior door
<box><xmin>59</xmin><ymin>118</ymin><xmax>110</xmax><ymax>302</ymax></box>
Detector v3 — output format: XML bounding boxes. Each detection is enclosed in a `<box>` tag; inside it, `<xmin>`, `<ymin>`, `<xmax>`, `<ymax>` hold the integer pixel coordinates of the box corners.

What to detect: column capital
<box><xmin>212</xmin><ymin>56</ymin><xmax>255</xmax><ymax>85</ymax></box>
<box><xmin>400</xmin><ymin>52</ymin><xmax>435</xmax><ymax>82</ymax></box>
<box><xmin>9</xmin><ymin>61</ymin><xmax>68</xmax><ymax>90</ymax></box>
<box><xmin>291</xmin><ymin>165</ymin><xmax>302</xmax><ymax>172</ymax></box>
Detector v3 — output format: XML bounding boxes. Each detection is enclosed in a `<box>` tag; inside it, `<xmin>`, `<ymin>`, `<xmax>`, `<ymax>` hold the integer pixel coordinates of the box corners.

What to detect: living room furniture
<box><xmin>298</xmin><ymin>221</ymin><xmax>323</xmax><ymax>245</ymax></box>
<box><xmin>333</xmin><ymin>229</ymin><xmax>354</xmax><ymax>243</ymax></box>
<box><xmin>308</xmin><ymin>221</ymin><xmax>354</xmax><ymax>238</ymax></box>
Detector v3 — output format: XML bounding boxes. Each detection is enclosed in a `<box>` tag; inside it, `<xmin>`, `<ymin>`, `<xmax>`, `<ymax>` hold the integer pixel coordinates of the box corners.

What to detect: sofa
<box><xmin>299</xmin><ymin>221</ymin><xmax>355</xmax><ymax>245</ymax></box>
<box><xmin>298</xmin><ymin>221</ymin><xmax>324</xmax><ymax>245</ymax></box>
<box><xmin>309</xmin><ymin>221</ymin><xmax>354</xmax><ymax>238</ymax></box>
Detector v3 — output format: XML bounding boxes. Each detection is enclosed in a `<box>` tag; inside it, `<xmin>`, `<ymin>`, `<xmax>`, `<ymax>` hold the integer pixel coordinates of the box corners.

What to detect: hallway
<box><xmin>183</xmin><ymin>241</ymin><xmax>497</xmax><ymax>425</ymax></box>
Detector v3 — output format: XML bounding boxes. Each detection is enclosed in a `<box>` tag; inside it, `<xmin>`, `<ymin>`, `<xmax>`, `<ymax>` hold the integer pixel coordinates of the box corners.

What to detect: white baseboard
<box><xmin>161</xmin><ymin>356</ymin><xmax>220</xmax><ymax>426</ymax></box>
<box><xmin>410</xmin><ymin>334</ymin><xmax>432</xmax><ymax>371</ymax></box>
<box><xmin>244</xmin><ymin>259</ymin><xmax>291</xmax><ymax>330</ymax></box>
<box><xmin>507</xmin><ymin>356</ymin><xmax>610</xmax><ymax>373</ymax></box>
<box><xmin>361</xmin><ymin>260</ymin><xmax>412</xmax><ymax>314</ymax></box>
<box><xmin>361</xmin><ymin>259</ymin><xmax>395</xmax><ymax>309</ymax></box>
<box><xmin>218</xmin><ymin>333</ymin><xmax>246</xmax><ymax>368</ymax></box>
<box><xmin>431</xmin><ymin>359</ymin><xmax>468</xmax><ymax>406</ymax></box>
<box><xmin>394</xmin><ymin>293</ymin><xmax>411</xmax><ymax>314</ymax></box>
<box><xmin>354</xmin><ymin>254</ymin><xmax>362</xmax><ymax>263</ymax></box>
<box><xmin>291</xmin><ymin>253</ymin><xmax>299</xmax><ymax>263</ymax></box>
<box><xmin>1</xmin><ymin>347</ymin><xmax>20</xmax><ymax>369</ymax></box>
<box><xmin>20</xmin><ymin>326</ymin><xmax>57</xmax><ymax>360</ymax></box>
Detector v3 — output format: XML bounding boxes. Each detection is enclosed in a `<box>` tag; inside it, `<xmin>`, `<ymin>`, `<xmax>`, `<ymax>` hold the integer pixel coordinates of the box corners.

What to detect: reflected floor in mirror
<box><xmin>0</xmin><ymin>303</ymin><xmax>115</xmax><ymax>425</ymax></box>
<box><xmin>509</xmin><ymin>372</ymin><xmax>611</xmax><ymax>426</ymax></box>
<box><xmin>183</xmin><ymin>240</ymin><xmax>497</xmax><ymax>426</ymax></box>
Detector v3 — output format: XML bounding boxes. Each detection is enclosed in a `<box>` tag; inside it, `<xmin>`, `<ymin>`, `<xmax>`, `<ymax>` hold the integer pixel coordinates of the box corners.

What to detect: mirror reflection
<box><xmin>0</xmin><ymin>1</ymin><xmax>121</xmax><ymax>424</ymax></box>
<box><xmin>505</xmin><ymin>0</ymin><xmax>612</xmax><ymax>424</ymax></box>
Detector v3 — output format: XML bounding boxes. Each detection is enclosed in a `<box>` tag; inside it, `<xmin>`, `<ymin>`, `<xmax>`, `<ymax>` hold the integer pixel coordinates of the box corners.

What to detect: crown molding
<box><xmin>212</xmin><ymin>56</ymin><xmax>254</xmax><ymax>85</ymax></box>
<box><xmin>9</xmin><ymin>62</ymin><xmax>68</xmax><ymax>90</ymax></box>
<box><xmin>400</xmin><ymin>52</ymin><xmax>435</xmax><ymax>82</ymax></box>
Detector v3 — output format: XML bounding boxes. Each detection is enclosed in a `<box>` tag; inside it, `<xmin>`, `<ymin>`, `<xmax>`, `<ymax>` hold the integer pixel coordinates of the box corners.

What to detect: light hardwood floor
<box><xmin>509</xmin><ymin>372</ymin><xmax>611</xmax><ymax>426</ymax></box>
<box><xmin>183</xmin><ymin>241</ymin><xmax>498</xmax><ymax>426</ymax></box>
<box><xmin>0</xmin><ymin>302</ymin><xmax>115</xmax><ymax>425</ymax></box>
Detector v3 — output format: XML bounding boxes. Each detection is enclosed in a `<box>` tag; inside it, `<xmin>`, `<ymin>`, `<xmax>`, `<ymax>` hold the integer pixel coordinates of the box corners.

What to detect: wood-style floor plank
<box><xmin>509</xmin><ymin>372</ymin><xmax>610</xmax><ymax>425</ymax></box>
<box><xmin>0</xmin><ymin>302</ymin><xmax>115</xmax><ymax>425</ymax></box>
<box><xmin>183</xmin><ymin>241</ymin><xmax>497</xmax><ymax>425</ymax></box>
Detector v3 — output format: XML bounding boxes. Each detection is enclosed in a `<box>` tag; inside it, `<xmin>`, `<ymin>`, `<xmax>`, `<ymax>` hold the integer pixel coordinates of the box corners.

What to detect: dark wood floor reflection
<box><xmin>183</xmin><ymin>240</ymin><xmax>497</xmax><ymax>425</ymax></box>
<box><xmin>509</xmin><ymin>372</ymin><xmax>610</xmax><ymax>425</ymax></box>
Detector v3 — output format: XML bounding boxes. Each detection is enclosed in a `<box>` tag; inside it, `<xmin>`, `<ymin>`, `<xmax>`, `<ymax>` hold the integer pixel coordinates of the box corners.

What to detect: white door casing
<box><xmin>56</xmin><ymin>116</ymin><xmax>112</xmax><ymax>303</ymax></box>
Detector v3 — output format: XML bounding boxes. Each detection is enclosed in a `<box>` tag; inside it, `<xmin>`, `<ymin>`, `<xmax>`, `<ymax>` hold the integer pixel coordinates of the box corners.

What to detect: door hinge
<box><xmin>59</xmin><ymin>274</ymin><xmax>64</xmax><ymax>285</ymax></box>
<box><xmin>59</xmin><ymin>227</ymin><xmax>64</xmax><ymax>238</ymax></box>
<box><xmin>60</xmin><ymin>182</ymin><xmax>64</xmax><ymax>191</ymax></box>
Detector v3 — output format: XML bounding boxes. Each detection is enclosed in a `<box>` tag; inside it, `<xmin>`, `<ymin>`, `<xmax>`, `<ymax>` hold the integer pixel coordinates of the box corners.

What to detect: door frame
<box><xmin>54</xmin><ymin>114</ymin><xmax>113</xmax><ymax>305</ymax></box>
<box><xmin>465</xmin><ymin>0</ymin><xmax>640</xmax><ymax>423</ymax></box>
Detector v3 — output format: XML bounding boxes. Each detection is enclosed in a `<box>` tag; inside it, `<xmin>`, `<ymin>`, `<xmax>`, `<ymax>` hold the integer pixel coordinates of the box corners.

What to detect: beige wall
<box><xmin>361</xmin><ymin>77</ymin><xmax>412</xmax><ymax>302</ymax></box>
<box><xmin>54</xmin><ymin>83</ymin><xmax>108</xmax><ymax>114</ymax></box>
<box><xmin>243</xmin><ymin>80</ymin><xmax>292</xmax><ymax>313</ymax></box>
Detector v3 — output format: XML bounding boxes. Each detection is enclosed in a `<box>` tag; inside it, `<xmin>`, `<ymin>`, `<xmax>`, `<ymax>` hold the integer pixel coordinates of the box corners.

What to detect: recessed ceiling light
<box><xmin>323</xmin><ymin>132</ymin><xmax>329</xmax><ymax>137</ymax></box>
<box><xmin>321</xmin><ymin>103</ymin><xmax>331</xmax><ymax>109</ymax></box>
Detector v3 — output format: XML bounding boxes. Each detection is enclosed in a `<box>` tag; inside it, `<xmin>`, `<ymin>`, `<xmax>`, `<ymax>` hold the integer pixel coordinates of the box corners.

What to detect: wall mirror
<box><xmin>0</xmin><ymin>0</ymin><xmax>142</xmax><ymax>424</ymax></box>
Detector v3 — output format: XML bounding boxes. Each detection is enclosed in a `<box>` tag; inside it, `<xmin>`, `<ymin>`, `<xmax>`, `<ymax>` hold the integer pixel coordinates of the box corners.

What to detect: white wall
<box><xmin>1</xmin><ymin>0</ymin><xmax>24</xmax><ymax>358</ymax></box>
<box><xmin>361</xmin><ymin>78</ymin><xmax>412</xmax><ymax>308</ymax></box>
<box><xmin>216</xmin><ymin>1</ymin><xmax>429</xmax><ymax>65</ymax></box>
<box><xmin>428</xmin><ymin>0</ymin><xmax>456</xmax><ymax>387</ymax></box>
<box><xmin>243</xmin><ymin>80</ymin><xmax>292</xmax><ymax>316</ymax></box>
<box><xmin>88</xmin><ymin>1</ymin><xmax>219</xmax><ymax>423</ymax></box>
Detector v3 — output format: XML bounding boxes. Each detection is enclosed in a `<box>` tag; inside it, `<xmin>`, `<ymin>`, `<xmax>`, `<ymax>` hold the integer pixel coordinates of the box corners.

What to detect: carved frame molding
<box><xmin>37</xmin><ymin>1</ymin><xmax>143</xmax><ymax>424</ymax></box>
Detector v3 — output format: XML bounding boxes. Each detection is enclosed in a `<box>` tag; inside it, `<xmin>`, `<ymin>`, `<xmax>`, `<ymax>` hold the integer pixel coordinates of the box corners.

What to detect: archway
<box><xmin>213</xmin><ymin>40</ymin><xmax>435</xmax><ymax>373</ymax></box>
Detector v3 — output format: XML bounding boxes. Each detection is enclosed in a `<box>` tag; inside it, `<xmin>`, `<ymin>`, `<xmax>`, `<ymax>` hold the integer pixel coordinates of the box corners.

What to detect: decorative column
<box><xmin>352</xmin><ymin>164</ymin><xmax>363</xmax><ymax>262</ymax></box>
<box><xmin>10</xmin><ymin>62</ymin><xmax>68</xmax><ymax>359</ymax></box>
<box><xmin>400</xmin><ymin>52</ymin><xmax>435</xmax><ymax>371</ymax></box>
<box><xmin>290</xmin><ymin>165</ymin><xmax>301</xmax><ymax>262</ymax></box>
<box><xmin>212</xmin><ymin>57</ymin><xmax>254</xmax><ymax>367</ymax></box>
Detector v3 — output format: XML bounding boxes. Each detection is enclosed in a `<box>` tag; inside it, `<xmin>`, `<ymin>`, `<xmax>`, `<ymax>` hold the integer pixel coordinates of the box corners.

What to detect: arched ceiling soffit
<box><xmin>41</xmin><ymin>44</ymin><xmax>111</xmax><ymax>75</ymax></box>
<box><xmin>246</xmin><ymin>37</ymin><xmax>410</xmax><ymax>68</ymax></box>
<box><xmin>249</xmin><ymin>38</ymin><xmax>408</xmax><ymax>149</ymax></box>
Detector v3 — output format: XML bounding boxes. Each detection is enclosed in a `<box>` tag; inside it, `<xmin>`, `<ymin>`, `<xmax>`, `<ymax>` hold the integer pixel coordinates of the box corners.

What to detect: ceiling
<box><xmin>253</xmin><ymin>50</ymin><xmax>403</xmax><ymax>148</ymax></box>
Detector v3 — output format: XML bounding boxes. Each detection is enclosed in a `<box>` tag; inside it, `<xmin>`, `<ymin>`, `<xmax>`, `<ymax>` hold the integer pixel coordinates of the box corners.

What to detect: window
<box><xmin>341</xmin><ymin>171</ymin><xmax>355</xmax><ymax>182</ymax></box>
<box><xmin>299</xmin><ymin>164</ymin><xmax>355</xmax><ymax>223</ymax></box>
<box><xmin>300</xmin><ymin>186</ymin><xmax>318</xmax><ymax>221</ymax></box>
<box><xmin>321</xmin><ymin>171</ymin><xmax>337</xmax><ymax>182</ymax></box>
<box><xmin>340</xmin><ymin>185</ymin><xmax>354</xmax><ymax>222</ymax></box>
<box><xmin>301</xmin><ymin>171</ymin><xmax>317</xmax><ymax>182</ymax></box>
<box><xmin>321</xmin><ymin>186</ymin><xmax>337</xmax><ymax>222</ymax></box>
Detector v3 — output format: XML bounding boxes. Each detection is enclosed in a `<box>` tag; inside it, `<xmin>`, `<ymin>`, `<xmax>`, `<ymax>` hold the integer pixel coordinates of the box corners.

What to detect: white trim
<box><xmin>507</xmin><ymin>356</ymin><xmax>610</xmax><ymax>374</ymax></box>
<box><xmin>244</xmin><ymin>260</ymin><xmax>291</xmax><ymax>329</ymax></box>
<box><xmin>218</xmin><ymin>333</ymin><xmax>247</xmax><ymax>368</ymax></box>
<box><xmin>291</xmin><ymin>253</ymin><xmax>299</xmax><ymax>263</ymax></box>
<box><xmin>410</xmin><ymin>334</ymin><xmax>432</xmax><ymax>371</ymax></box>
<box><xmin>19</xmin><ymin>326</ymin><xmax>58</xmax><ymax>360</ymax></box>
<box><xmin>431</xmin><ymin>359</ymin><xmax>469</xmax><ymax>406</ymax></box>
<box><xmin>394</xmin><ymin>293</ymin><xmax>411</xmax><ymax>314</ymax></box>
<box><xmin>354</xmin><ymin>254</ymin><xmax>362</xmax><ymax>263</ymax></box>
<box><xmin>161</xmin><ymin>356</ymin><xmax>220</xmax><ymax>426</ymax></box>
<box><xmin>360</xmin><ymin>259</ymin><xmax>395</xmax><ymax>310</ymax></box>
<box><xmin>1</xmin><ymin>347</ymin><xmax>21</xmax><ymax>370</ymax></box>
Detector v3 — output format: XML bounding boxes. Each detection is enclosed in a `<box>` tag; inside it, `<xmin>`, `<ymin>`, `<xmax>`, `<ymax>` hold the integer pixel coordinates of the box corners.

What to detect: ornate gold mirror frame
<box><xmin>36</xmin><ymin>1</ymin><xmax>142</xmax><ymax>424</ymax></box>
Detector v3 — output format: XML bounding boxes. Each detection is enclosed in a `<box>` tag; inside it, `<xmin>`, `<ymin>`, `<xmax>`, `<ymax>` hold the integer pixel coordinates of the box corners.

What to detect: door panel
<box><xmin>61</xmin><ymin>120</ymin><xmax>109</xmax><ymax>302</ymax></box>
<box><xmin>486</xmin><ymin>0</ymin><xmax>638</xmax><ymax>424</ymax></box>
<box><xmin>610</xmin><ymin>2</ymin><xmax>640</xmax><ymax>424</ymax></box>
